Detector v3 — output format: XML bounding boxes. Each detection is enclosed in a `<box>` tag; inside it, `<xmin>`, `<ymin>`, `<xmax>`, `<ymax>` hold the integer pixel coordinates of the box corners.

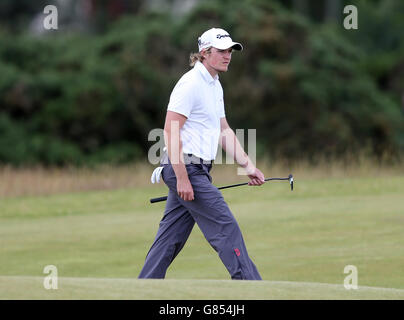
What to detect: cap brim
<box><xmin>214</xmin><ymin>41</ymin><xmax>243</xmax><ymax>51</ymax></box>
<box><xmin>231</xmin><ymin>42</ymin><xmax>243</xmax><ymax>51</ymax></box>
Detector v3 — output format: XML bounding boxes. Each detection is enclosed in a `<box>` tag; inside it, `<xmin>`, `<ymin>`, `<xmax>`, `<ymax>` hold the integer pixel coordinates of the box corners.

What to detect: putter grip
<box><xmin>150</xmin><ymin>196</ymin><xmax>168</xmax><ymax>203</ymax></box>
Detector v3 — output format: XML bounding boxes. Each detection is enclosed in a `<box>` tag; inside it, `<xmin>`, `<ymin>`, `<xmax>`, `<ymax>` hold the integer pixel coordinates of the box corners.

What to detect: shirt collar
<box><xmin>195</xmin><ymin>61</ymin><xmax>219</xmax><ymax>84</ymax></box>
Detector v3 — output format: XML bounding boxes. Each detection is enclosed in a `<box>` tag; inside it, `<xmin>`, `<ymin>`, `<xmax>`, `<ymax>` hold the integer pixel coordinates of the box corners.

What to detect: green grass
<box><xmin>1</xmin><ymin>277</ymin><xmax>404</xmax><ymax>300</ymax></box>
<box><xmin>1</xmin><ymin>173</ymin><xmax>403</xmax><ymax>299</ymax></box>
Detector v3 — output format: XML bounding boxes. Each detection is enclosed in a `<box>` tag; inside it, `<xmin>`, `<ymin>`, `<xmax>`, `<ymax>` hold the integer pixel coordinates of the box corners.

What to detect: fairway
<box><xmin>1</xmin><ymin>277</ymin><xmax>404</xmax><ymax>300</ymax></box>
<box><xmin>1</xmin><ymin>171</ymin><xmax>403</xmax><ymax>299</ymax></box>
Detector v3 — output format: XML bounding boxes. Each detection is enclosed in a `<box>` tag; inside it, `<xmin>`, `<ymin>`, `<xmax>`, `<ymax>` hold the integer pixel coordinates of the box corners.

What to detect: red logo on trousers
<box><xmin>234</xmin><ymin>248</ymin><xmax>241</xmax><ymax>256</ymax></box>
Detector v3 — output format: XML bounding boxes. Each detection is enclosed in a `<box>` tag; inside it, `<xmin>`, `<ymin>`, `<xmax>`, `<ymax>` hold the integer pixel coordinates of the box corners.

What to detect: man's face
<box><xmin>202</xmin><ymin>47</ymin><xmax>233</xmax><ymax>74</ymax></box>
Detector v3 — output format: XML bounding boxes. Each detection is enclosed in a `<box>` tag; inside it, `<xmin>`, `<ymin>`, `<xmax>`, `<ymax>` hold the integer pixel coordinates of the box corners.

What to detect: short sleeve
<box><xmin>218</xmin><ymin>83</ymin><xmax>225</xmax><ymax>118</ymax></box>
<box><xmin>167</xmin><ymin>79</ymin><xmax>195</xmax><ymax>118</ymax></box>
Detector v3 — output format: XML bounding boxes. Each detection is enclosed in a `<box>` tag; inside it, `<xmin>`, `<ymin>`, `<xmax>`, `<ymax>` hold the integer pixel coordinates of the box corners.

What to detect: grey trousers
<box><xmin>138</xmin><ymin>161</ymin><xmax>262</xmax><ymax>280</ymax></box>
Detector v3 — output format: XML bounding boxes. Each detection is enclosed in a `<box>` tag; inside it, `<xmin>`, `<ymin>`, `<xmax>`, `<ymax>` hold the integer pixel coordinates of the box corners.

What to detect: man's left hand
<box><xmin>247</xmin><ymin>167</ymin><xmax>265</xmax><ymax>186</ymax></box>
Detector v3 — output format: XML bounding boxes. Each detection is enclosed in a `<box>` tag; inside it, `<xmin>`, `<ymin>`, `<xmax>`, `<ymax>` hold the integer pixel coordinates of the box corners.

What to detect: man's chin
<box><xmin>217</xmin><ymin>66</ymin><xmax>229</xmax><ymax>73</ymax></box>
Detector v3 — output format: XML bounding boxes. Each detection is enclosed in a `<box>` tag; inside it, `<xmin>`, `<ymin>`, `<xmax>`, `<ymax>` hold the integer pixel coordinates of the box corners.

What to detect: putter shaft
<box><xmin>150</xmin><ymin>174</ymin><xmax>293</xmax><ymax>203</ymax></box>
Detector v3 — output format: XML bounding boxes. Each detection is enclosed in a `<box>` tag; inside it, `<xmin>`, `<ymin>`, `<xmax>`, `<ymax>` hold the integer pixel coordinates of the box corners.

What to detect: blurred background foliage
<box><xmin>0</xmin><ymin>0</ymin><xmax>403</xmax><ymax>166</ymax></box>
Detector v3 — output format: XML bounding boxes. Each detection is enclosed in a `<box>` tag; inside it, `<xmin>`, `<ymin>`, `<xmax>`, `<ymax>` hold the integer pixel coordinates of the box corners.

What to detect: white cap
<box><xmin>198</xmin><ymin>28</ymin><xmax>243</xmax><ymax>52</ymax></box>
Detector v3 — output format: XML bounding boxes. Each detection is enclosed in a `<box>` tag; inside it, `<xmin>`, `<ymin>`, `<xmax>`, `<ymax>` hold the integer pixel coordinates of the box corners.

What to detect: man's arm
<box><xmin>219</xmin><ymin>117</ymin><xmax>265</xmax><ymax>186</ymax></box>
<box><xmin>164</xmin><ymin>110</ymin><xmax>194</xmax><ymax>201</ymax></box>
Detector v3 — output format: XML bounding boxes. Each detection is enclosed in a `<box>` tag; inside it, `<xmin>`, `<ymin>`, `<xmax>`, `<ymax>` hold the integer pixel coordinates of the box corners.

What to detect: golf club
<box><xmin>150</xmin><ymin>174</ymin><xmax>294</xmax><ymax>203</ymax></box>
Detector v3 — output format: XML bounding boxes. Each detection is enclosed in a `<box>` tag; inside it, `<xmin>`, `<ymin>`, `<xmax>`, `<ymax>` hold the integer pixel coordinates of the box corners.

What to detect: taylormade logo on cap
<box><xmin>198</xmin><ymin>28</ymin><xmax>243</xmax><ymax>52</ymax></box>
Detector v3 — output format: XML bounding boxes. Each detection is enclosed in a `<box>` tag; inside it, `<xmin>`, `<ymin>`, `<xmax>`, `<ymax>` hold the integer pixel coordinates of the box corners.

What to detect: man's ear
<box><xmin>200</xmin><ymin>48</ymin><xmax>211</xmax><ymax>59</ymax></box>
<box><xmin>200</xmin><ymin>50</ymin><xmax>207</xmax><ymax>59</ymax></box>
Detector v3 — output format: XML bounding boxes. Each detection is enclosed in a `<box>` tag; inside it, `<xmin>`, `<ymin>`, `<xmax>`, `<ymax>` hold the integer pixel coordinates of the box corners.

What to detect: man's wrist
<box><xmin>240</xmin><ymin>159</ymin><xmax>256</xmax><ymax>175</ymax></box>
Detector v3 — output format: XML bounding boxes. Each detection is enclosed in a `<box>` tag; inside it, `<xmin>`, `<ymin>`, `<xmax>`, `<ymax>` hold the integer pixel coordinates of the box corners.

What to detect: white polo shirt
<box><xmin>167</xmin><ymin>61</ymin><xmax>225</xmax><ymax>161</ymax></box>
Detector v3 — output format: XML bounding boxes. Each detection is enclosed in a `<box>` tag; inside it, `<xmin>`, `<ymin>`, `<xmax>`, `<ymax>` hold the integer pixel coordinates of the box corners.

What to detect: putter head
<box><xmin>288</xmin><ymin>174</ymin><xmax>294</xmax><ymax>191</ymax></box>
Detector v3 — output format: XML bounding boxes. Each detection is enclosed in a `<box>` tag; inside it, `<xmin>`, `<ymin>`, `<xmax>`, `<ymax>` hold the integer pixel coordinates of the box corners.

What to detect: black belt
<box><xmin>184</xmin><ymin>153</ymin><xmax>213</xmax><ymax>165</ymax></box>
<box><xmin>160</xmin><ymin>152</ymin><xmax>212</xmax><ymax>166</ymax></box>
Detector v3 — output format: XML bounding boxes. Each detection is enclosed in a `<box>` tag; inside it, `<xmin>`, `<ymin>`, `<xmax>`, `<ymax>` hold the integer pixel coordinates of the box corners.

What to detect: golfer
<box><xmin>139</xmin><ymin>28</ymin><xmax>264</xmax><ymax>280</ymax></box>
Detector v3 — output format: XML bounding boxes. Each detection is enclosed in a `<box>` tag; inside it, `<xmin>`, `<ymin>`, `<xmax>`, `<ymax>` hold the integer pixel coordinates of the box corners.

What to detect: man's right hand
<box><xmin>176</xmin><ymin>177</ymin><xmax>194</xmax><ymax>201</ymax></box>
